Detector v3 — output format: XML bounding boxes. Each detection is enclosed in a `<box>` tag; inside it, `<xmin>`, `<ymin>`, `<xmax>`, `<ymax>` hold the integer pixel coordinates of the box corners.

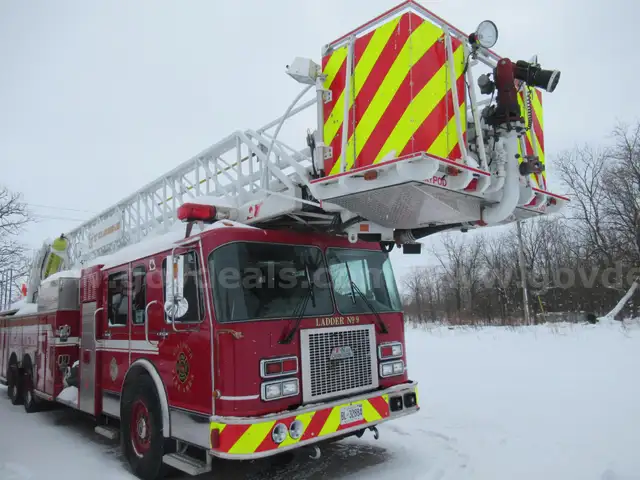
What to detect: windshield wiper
<box><xmin>344</xmin><ymin>262</ymin><xmax>389</xmax><ymax>335</ymax></box>
<box><xmin>279</xmin><ymin>264</ymin><xmax>315</xmax><ymax>344</ymax></box>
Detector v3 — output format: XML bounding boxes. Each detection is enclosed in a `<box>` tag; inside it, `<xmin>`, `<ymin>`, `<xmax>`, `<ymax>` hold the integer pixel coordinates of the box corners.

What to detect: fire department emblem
<box><xmin>176</xmin><ymin>353</ymin><xmax>189</xmax><ymax>383</ymax></box>
<box><xmin>109</xmin><ymin>357</ymin><xmax>118</xmax><ymax>382</ymax></box>
<box><xmin>171</xmin><ymin>343</ymin><xmax>195</xmax><ymax>393</ymax></box>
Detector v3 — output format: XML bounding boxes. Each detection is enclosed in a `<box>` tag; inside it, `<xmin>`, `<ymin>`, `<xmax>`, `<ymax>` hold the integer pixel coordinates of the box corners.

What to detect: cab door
<box><xmin>156</xmin><ymin>245</ymin><xmax>212</xmax><ymax>414</ymax></box>
<box><xmin>129</xmin><ymin>258</ymin><xmax>163</xmax><ymax>360</ymax></box>
<box><xmin>99</xmin><ymin>267</ymin><xmax>131</xmax><ymax>405</ymax></box>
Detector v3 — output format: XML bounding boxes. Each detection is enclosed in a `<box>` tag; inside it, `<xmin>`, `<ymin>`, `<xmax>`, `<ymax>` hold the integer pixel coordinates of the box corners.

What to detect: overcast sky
<box><xmin>1</xmin><ymin>0</ymin><xmax>637</xmax><ymax>280</ymax></box>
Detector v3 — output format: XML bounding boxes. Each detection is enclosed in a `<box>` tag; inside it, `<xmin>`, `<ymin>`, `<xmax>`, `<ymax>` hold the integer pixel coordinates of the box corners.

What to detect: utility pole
<box><xmin>516</xmin><ymin>220</ymin><xmax>531</xmax><ymax>325</ymax></box>
<box><xmin>0</xmin><ymin>269</ymin><xmax>6</xmax><ymax>310</ymax></box>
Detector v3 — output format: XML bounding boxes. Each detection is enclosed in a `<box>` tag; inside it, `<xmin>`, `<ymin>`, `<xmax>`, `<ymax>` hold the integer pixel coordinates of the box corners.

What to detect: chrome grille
<box><xmin>301</xmin><ymin>325</ymin><xmax>378</xmax><ymax>403</ymax></box>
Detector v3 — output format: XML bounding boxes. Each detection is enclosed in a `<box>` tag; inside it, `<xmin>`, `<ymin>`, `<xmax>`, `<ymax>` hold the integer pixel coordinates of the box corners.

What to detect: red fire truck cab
<box><xmin>0</xmin><ymin>212</ymin><xmax>419</xmax><ymax>479</ymax></box>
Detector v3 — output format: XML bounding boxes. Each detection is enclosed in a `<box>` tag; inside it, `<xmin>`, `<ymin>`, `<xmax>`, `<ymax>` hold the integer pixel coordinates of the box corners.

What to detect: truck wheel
<box><xmin>23</xmin><ymin>369</ymin><xmax>39</xmax><ymax>413</ymax></box>
<box><xmin>121</xmin><ymin>374</ymin><xmax>168</xmax><ymax>480</ymax></box>
<box><xmin>9</xmin><ymin>367</ymin><xmax>22</xmax><ymax>406</ymax></box>
<box><xmin>6</xmin><ymin>370</ymin><xmax>14</xmax><ymax>400</ymax></box>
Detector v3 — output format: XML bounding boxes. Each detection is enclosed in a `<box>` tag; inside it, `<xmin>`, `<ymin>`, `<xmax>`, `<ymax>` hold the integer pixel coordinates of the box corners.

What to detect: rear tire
<box><xmin>23</xmin><ymin>369</ymin><xmax>39</xmax><ymax>413</ymax></box>
<box><xmin>9</xmin><ymin>367</ymin><xmax>22</xmax><ymax>406</ymax></box>
<box><xmin>121</xmin><ymin>374</ymin><xmax>169</xmax><ymax>480</ymax></box>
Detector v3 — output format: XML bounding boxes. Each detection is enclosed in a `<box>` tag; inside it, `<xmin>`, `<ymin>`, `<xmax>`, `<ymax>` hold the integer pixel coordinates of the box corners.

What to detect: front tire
<box><xmin>121</xmin><ymin>374</ymin><xmax>169</xmax><ymax>480</ymax></box>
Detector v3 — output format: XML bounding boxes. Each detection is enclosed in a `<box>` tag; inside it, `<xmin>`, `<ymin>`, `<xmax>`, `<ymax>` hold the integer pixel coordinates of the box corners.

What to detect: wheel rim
<box><xmin>130</xmin><ymin>399</ymin><xmax>152</xmax><ymax>457</ymax></box>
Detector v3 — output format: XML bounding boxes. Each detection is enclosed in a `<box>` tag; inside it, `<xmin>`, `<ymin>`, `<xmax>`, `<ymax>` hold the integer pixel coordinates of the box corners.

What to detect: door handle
<box><xmin>145</xmin><ymin>300</ymin><xmax>159</xmax><ymax>346</ymax></box>
<box><xmin>93</xmin><ymin>308</ymin><xmax>104</xmax><ymax>345</ymax></box>
<box><xmin>103</xmin><ymin>331</ymin><xmax>112</xmax><ymax>339</ymax></box>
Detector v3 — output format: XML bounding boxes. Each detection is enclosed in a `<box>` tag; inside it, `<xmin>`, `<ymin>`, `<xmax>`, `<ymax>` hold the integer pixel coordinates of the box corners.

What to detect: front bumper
<box><xmin>209</xmin><ymin>381</ymin><xmax>419</xmax><ymax>460</ymax></box>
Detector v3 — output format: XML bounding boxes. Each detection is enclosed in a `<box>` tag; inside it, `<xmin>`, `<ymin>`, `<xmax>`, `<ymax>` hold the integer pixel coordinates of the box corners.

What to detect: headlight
<box><xmin>289</xmin><ymin>419</ymin><xmax>304</xmax><ymax>439</ymax></box>
<box><xmin>272</xmin><ymin>423</ymin><xmax>288</xmax><ymax>444</ymax></box>
<box><xmin>264</xmin><ymin>382</ymin><xmax>282</xmax><ymax>400</ymax></box>
<box><xmin>282</xmin><ymin>379</ymin><xmax>299</xmax><ymax>396</ymax></box>
<box><xmin>381</xmin><ymin>363</ymin><xmax>394</xmax><ymax>377</ymax></box>
<box><xmin>261</xmin><ymin>378</ymin><xmax>300</xmax><ymax>401</ymax></box>
<box><xmin>379</xmin><ymin>360</ymin><xmax>405</xmax><ymax>378</ymax></box>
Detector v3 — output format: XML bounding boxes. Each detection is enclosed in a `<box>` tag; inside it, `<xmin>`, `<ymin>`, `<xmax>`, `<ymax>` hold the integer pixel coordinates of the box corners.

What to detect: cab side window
<box><xmin>131</xmin><ymin>266</ymin><xmax>146</xmax><ymax>325</ymax></box>
<box><xmin>162</xmin><ymin>251</ymin><xmax>204</xmax><ymax>323</ymax></box>
<box><xmin>107</xmin><ymin>271</ymin><xmax>128</xmax><ymax>326</ymax></box>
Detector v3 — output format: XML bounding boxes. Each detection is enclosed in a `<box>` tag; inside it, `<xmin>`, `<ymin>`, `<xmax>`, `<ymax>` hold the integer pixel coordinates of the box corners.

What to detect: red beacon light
<box><xmin>177</xmin><ymin>203</ymin><xmax>217</xmax><ymax>223</ymax></box>
<box><xmin>177</xmin><ymin>202</ymin><xmax>221</xmax><ymax>237</ymax></box>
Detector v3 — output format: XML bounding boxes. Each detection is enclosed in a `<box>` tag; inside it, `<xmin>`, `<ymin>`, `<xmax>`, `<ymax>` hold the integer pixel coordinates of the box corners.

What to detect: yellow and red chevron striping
<box><xmin>517</xmin><ymin>87</ymin><xmax>546</xmax><ymax>189</ymax></box>
<box><xmin>370</xmin><ymin>35</ymin><xmax>465</xmax><ymax>167</ymax></box>
<box><xmin>321</xmin><ymin>11</ymin><xmax>467</xmax><ymax>176</ymax></box>
<box><xmin>211</xmin><ymin>394</ymin><xmax>392</xmax><ymax>455</ymax></box>
<box><xmin>322</xmin><ymin>15</ymin><xmax>405</xmax><ymax>173</ymax></box>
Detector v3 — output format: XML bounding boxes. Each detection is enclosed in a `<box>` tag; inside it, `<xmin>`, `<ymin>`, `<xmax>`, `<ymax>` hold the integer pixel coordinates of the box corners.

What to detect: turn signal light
<box><xmin>378</xmin><ymin>342</ymin><xmax>403</xmax><ymax>360</ymax></box>
<box><xmin>260</xmin><ymin>356</ymin><xmax>299</xmax><ymax>378</ymax></box>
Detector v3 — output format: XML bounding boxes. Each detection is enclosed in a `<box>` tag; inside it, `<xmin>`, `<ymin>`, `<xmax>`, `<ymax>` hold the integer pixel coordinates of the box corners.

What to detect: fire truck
<box><xmin>0</xmin><ymin>2</ymin><xmax>565</xmax><ymax>479</ymax></box>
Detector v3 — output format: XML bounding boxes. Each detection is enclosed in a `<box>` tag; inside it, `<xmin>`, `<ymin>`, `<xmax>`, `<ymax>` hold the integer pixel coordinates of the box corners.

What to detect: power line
<box><xmin>32</xmin><ymin>214</ymin><xmax>88</xmax><ymax>222</ymax></box>
<box><xmin>26</xmin><ymin>203</ymin><xmax>98</xmax><ymax>214</ymax></box>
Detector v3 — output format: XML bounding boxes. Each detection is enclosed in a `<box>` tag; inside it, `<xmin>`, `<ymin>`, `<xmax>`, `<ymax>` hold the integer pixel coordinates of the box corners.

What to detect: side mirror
<box><xmin>164</xmin><ymin>254</ymin><xmax>189</xmax><ymax>320</ymax></box>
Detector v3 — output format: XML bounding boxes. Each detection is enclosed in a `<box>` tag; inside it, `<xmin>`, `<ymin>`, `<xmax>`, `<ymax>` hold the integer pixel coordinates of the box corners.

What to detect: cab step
<box><xmin>94</xmin><ymin>425</ymin><xmax>119</xmax><ymax>441</ymax></box>
<box><xmin>163</xmin><ymin>452</ymin><xmax>212</xmax><ymax>476</ymax></box>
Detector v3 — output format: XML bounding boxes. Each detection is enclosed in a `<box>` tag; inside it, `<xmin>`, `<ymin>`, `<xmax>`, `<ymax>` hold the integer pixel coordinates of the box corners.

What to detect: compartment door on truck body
<box><xmin>0</xmin><ymin>317</ymin><xmax>6</xmax><ymax>382</ymax></box>
<box><xmin>79</xmin><ymin>296</ymin><xmax>101</xmax><ymax>415</ymax></box>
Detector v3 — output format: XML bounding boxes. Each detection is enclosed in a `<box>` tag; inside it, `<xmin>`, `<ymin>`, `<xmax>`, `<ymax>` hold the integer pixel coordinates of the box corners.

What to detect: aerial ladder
<box><xmin>20</xmin><ymin>1</ymin><xmax>567</xmax><ymax>305</ymax></box>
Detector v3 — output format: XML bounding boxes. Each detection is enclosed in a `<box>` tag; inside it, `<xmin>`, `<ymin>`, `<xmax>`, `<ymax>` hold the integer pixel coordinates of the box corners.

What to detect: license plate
<box><xmin>339</xmin><ymin>403</ymin><xmax>364</xmax><ymax>425</ymax></box>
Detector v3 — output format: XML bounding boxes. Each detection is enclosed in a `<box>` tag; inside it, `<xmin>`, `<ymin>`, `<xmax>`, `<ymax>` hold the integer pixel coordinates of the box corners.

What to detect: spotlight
<box><xmin>513</xmin><ymin>60</ymin><xmax>561</xmax><ymax>93</ymax></box>
<box><xmin>469</xmin><ymin>20</ymin><xmax>499</xmax><ymax>49</ymax></box>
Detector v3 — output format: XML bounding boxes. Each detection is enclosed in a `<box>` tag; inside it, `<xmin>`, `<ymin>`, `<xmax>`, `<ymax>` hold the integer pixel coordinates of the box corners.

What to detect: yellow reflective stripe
<box><xmin>278</xmin><ymin>412</ymin><xmax>315</xmax><ymax>448</ymax></box>
<box><xmin>228</xmin><ymin>421</ymin><xmax>275</xmax><ymax>455</ymax></box>
<box><xmin>362</xmin><ymin>399</ymin><xmax>383</xmax><ymax>422</ymax></box>
<box><xmin>323</xmin><ymin>46</ymin><xmax>348</xmax><ymax>91</ymax></box>
<box><xmin>318</xmin><ymin>405</ymin><xmax>342</xmax><ymax>437</ymax></box>
<box><xmin>374</xmin><ymin>44</ymin><xmax>464</xmax><ymax>163</ymax></box>
<box><xmin>429</xmin><ymin>110</ymin><xmax>461</xmax><ymax>159</ymax></box>
<box><xmin>414</xmin><ymin>386</ymin><xmax>419</xmax><ymax>406</ymax></box>
<box><xmin>324</xmin><ymin>17</ymin><xmax>401</xmax><ymax>148</ymax></box>
<box><xmin>530</xmin><ymin>89</ymin><xmax>545</xmax><ymax>171</ymax></box>
<box><xmin>210</xmin><ymin>422</ymin><xmax>226</xmax><ymax>434</ymax></box>
<box><xmin>331</xmin><ymin>21</ymin><xmax>443</xmax><ymax>175</ymax></box>
<box><xmin>516</xmin><ymin>92</ymin><xmax>541</xmax><ymax>187</ymax></box>
<box><xmin>530</xmin><ymin>89</ymin><xmax>544</xmax><ymax>130</ymax></box>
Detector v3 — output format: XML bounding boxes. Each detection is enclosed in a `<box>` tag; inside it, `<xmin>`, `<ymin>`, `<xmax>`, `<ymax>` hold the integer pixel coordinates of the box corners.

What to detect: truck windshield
<box><xmin>326</xmin><ymin>248</ymin><xmax>402</xmax><ymax>315</ymax></box>
<box><xmin>209</xmin><ymin>242</ymin><xmax>333</xmax><ymax>323</ymax></box>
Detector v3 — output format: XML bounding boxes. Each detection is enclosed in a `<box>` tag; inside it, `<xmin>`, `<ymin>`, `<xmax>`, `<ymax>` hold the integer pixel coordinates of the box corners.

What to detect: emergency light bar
<box><xmin>177</xmin><ymin>203</ymin><xmax>217</xmax><ymax>223</ymax></box>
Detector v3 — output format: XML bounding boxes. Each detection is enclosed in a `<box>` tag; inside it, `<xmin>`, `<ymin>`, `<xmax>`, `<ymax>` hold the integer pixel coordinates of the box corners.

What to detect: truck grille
<box><xmin>301</xmin><ymin>324</ymin><xmax>379</xmax><ymax>403</ymax></box>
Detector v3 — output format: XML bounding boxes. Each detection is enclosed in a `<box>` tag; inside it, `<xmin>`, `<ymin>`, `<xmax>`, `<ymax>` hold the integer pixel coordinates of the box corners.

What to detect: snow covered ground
<box><xmin>1</xmin><ymin>321</ymin><xmax>640</xmax><ymax>480</ymax></box>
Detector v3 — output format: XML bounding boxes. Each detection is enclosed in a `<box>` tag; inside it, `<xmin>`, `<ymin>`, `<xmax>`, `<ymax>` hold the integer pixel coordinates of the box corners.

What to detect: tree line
<box><xmin>402</xmin><ymin>121</ymin><xmax>640</xmax><ymax>325</ymax></box>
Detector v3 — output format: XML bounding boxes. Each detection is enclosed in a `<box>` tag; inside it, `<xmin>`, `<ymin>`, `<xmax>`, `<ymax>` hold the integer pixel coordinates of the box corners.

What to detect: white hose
<box><xmin>264</xmin><ymin>84</ymin><xmax>314</xmax><ymax>169</ymax></box>
<box><xmin>481</xmin><ymin>131</ymin><xmax>520</xmax><ymax>224</ymax></box>
<box><xmin>483</xmin><ymin>138</ymin><xmax>506</xmax><ymax>194</ymax></box>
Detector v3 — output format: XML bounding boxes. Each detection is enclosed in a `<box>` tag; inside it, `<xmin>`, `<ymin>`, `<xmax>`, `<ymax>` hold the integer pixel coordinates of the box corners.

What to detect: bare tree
<box><xmin>556</xmin><ymin>145</ymin><xmax>615</xmax><ymax>265</ymax></box>
<box><xmin>0</xmin><ymin>186</ymin><xmax>30</xmax><ymax>304</ymax></box>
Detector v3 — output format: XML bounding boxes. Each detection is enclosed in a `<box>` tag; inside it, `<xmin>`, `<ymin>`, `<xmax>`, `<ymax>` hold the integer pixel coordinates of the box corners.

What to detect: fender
<box><xmin>123</xmin><ymin>359</ymin><xmax>171</xmax><ymax>438</ymax></box>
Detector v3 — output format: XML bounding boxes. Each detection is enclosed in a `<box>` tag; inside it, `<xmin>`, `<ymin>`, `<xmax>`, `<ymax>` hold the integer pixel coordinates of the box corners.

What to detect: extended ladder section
<box><xmin>59</xmin><ymin>0</ymin><xmax>566</xmax><ymax>267</ymax></box>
